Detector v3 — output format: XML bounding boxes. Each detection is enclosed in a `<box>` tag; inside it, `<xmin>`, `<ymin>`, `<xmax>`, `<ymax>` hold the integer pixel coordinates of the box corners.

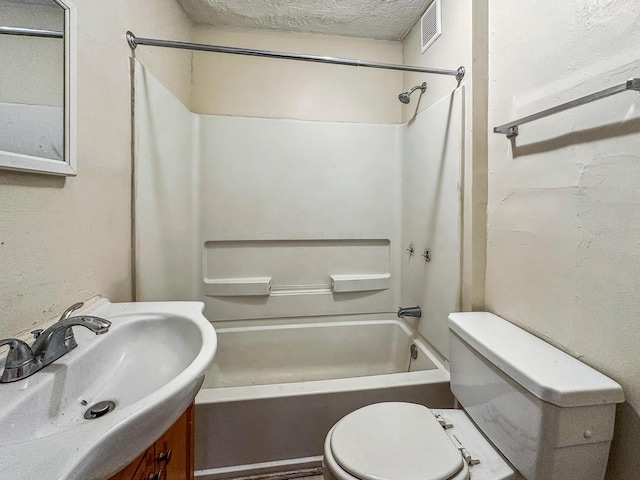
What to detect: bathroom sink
<box><xmin>0</xmin><ymin>299</ymin><xmax>217</xmax><ymax>480</ymax></box>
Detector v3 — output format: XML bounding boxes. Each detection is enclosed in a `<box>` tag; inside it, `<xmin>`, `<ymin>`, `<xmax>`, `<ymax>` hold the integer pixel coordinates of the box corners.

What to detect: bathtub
<box><xmin>194</xmin><ymin>315</ymin><xmax>453</xmax><ymax>480</ymax></box>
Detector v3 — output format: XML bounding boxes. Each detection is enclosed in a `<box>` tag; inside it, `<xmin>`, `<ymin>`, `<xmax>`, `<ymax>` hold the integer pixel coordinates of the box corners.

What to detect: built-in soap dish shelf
<box><xmin>203</xmin><ymin>273</ymin><xmax>390</xmax><ymax>297</ymax></box>
<box><xmin>330</xmin><ymin>273</ymin><xmax>391</xmax><ymax>292</ymax></box>
<box><xmin>203</xmin><ymin>277</ymin><xmax>272</xmax><ymax>297</ymax></box>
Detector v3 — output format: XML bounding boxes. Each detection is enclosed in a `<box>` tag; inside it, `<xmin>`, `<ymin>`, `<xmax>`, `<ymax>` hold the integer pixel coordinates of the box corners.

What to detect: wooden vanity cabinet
<box><xmin>108</xmin><ymin>405</ymin><xmax>194</xmax><ymax>480</ymax></box>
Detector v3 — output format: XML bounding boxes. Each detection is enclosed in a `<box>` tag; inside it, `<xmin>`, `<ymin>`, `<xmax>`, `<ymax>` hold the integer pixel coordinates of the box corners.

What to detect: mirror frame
<box><xmin>0</xmin><ymin>0</ymin><xmax>76</xmax><ymax>176</ymax></box>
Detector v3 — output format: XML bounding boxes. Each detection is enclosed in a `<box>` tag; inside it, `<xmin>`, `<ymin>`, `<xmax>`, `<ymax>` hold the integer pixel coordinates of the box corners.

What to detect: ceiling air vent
<box><xmin>421</xmin><ymin>0</ymin><xmax>441</xmax><ymax>53</ymax></box>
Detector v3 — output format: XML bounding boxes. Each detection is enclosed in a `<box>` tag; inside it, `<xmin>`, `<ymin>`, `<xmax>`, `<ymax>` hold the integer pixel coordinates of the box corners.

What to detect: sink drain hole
<box><xmin>84</xmin><ymin>400</ymin><xmax>116</xmax><ymax>419</ymax></box>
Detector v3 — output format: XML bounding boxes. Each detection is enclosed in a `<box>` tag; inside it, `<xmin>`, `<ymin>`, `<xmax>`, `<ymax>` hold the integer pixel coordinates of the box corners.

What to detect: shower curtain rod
<box><xmin>126</xmin><ymin>31</ymin><xmax>465</xmax><ymax>82</ymax></box>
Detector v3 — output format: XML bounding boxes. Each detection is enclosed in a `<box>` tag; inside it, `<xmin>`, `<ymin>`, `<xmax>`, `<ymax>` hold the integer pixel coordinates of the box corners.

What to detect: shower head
<box><xmin>398</xmin><ymin>82</ymin><xmax>427</xmax><ymax>104</ymax></box>
<box><xmin>398</xmin><ymin>92</ymin><xmax>411</xmax><ymax>104</ymax></box>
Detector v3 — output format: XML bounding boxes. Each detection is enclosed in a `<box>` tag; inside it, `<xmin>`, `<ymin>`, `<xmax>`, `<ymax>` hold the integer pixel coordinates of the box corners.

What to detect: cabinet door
<box><xmin>156</xmin><ymin>405</ymin><xmax>194</xmax><ymax>480</ymax></box>
<box><xmin>107</xmin><ymin>448</ymin><xmax>151</xmax><ymax>480</ymax></box>
<box><xmin>133</xmin><ymin>447</ymin><xmax>161</xmax><ymax>480</ymax></box>
<box><xmin>106</xmin><ymin>404</ymin><xmax>194</xmax><ymax>480</ymax></box>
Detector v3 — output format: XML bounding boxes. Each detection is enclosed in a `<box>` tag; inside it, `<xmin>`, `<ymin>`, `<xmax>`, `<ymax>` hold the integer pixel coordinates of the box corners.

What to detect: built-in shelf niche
<box><xmin>203</xmin><ymin>239</ymin><xmax>391</xmax><ymax>297</ymax></box>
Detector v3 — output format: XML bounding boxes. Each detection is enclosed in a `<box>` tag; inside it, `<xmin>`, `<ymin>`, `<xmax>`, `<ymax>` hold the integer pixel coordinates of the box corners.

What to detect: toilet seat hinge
<box><xmin>460</xmin><ymin>448</ymin><xmax>481</xmax><ymax>466</ymax></box>
<box><xmin>434</xmin><ymin>414</ymin><xmax>453</xmax><ymax>429</ymax></box>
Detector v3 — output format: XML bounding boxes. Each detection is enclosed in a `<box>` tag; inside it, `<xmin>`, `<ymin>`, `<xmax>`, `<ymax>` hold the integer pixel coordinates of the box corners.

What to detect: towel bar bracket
<box><xmin>505</xmin><ymin>126</ymin><xmax>518</xmax><ymax>139</ymax></box>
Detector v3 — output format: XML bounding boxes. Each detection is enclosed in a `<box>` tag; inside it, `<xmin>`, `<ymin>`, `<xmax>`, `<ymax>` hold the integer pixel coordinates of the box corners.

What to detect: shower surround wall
<box><xmin>401</xmin><ymin>90</ymin><xmax>464</xmax><ymax>358</ymax></box>
<box><xmin>135</xmin><ymin>59</ymin><xmax>403</xmax><ymax>320</ymax></box>
<box><xmin>198</xmin><ymin>116</ymin><xmax>403</xmax><ymax>320</ymax></box>
<box><xmin>134</xmin><ymin>61</ymin><xmax>199</xmax><ymax>301</ymax></box>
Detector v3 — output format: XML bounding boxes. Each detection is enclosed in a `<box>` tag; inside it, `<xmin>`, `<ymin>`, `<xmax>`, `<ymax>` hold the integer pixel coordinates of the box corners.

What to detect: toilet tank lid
<box><xmin>448</xmin><ymin>312</ymin><xmax>624</xmax><ymax>407</ymax></box>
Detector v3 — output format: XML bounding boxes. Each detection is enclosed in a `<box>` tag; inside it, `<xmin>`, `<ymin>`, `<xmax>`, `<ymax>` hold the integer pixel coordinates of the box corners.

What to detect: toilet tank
<box><xmin>448</xmin><ymin>312</ymin><xmax>624</xmax><ymax>480</ymax></box>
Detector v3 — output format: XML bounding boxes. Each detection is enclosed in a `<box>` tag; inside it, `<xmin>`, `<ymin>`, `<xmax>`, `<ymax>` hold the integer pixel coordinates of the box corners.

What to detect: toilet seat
<box><xmin>325</xmin><ymin>403</ymin><xmax>467</xmax><ymax>480</ymax></box>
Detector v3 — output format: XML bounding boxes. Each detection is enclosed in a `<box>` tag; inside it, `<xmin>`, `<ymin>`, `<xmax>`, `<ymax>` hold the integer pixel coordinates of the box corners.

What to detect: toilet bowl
<box><xmin>322</xmin><ymin>402</ymin><xmax>519</xmax><ymax>480</ymax></box>
<box><xmin>322</xmin><ymin>312</ymin><xmax>624</xmax><ymax>480</ymax></box>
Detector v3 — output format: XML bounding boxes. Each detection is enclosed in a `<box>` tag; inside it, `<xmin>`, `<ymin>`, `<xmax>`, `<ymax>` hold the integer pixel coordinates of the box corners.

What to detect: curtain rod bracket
<box><xmin>126</xmin><ymin>31</ymin><xmax>137</xmax><ymax>50</ymax></box>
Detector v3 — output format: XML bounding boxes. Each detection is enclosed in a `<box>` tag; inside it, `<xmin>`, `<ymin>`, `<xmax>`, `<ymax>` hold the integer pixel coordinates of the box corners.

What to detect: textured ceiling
<box><xmin>176</xmin><ymin>0</ymin><xmax>431</xmax><ymax>41</ymax></box>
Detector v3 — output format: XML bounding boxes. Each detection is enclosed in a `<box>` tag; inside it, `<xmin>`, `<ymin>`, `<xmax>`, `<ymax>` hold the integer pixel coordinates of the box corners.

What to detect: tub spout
<box><xmin>397</xmin><ymin>306</ymin><xmax>422</xmax><ymax>318</ymax></box>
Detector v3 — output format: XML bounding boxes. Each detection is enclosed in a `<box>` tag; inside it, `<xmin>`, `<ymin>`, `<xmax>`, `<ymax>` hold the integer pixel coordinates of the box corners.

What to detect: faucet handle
<box><xmin>58</xmin><ymin>302</ymin><xmax>85</xmax><ymax>322</ymax></box>
<box><xmin>0</xmin><ymin>338</ymin><xmax>33</xmax><ymax>363</ymax></box>
<box><xmin>0</xmin><ymin>339</ymin><xmax>37</xmax><ymax>383</ymax></box>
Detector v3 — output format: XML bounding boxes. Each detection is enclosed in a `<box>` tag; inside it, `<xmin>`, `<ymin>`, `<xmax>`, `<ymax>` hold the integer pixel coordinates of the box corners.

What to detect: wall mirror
<box><xmin>0</xmin><ymin>0</ymin><xmax>76</xmax><ymax>176</ymax></box>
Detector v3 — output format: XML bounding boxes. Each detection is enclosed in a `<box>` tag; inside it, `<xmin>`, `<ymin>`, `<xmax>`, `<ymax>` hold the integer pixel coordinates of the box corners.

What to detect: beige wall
<box><xmin>487</xmin><ymin>1</ymin><xmax>640</xmax><ymax>478</ymax></box>
<box><xmin>0</xmin><ymin>0</ymin><xmax>192</xmax><ymax>339</ymax></box>
<box><xmin>191</xmin><ymin>26</ymin><xmax>403</xmax><ymax>124</ymax></box>
<box><xmin>401</xmin><ymin>0</ymin><xmax>487</xmax><ymax>312</ymax></box>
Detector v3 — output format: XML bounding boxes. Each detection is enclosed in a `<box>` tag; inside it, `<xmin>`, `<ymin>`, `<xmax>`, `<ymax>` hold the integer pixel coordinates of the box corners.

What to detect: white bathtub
<box><xmin>194</xmin><ymin>316</ymin><xmax>453</xmax><ymax>479</ymax></box>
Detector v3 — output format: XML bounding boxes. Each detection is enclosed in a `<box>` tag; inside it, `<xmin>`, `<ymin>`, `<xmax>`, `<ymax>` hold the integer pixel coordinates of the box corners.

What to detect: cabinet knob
<box><xmin>147</xmin><ymin>472</ymin><xmax>162</xmax><ymax>480</ymax></box>
<box><xmin>157</xmin><ymin>449</ymin><xmax>172</xmax><ymax>464</ymax></box>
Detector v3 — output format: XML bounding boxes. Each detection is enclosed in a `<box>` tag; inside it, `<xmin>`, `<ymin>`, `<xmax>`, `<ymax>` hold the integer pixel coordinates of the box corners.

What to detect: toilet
<box><xmin>323</xmin><ymin>312</ymin><xmax>624</xmax><ymax>480</ymax></box>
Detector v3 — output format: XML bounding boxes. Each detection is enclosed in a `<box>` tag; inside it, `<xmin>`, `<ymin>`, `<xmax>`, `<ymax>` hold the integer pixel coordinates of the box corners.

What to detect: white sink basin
<box><xmin>0</xmin><ymin>299</ymin><xmax>217</xmax><ymax>480</ymax></box>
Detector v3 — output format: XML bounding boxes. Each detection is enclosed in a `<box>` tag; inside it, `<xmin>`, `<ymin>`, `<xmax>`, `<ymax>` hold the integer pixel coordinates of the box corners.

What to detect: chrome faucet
<box><xmin>0</xmin><ymin>302</ymin><xmax>111</xmax><ymax>383</ymax></box>
<box><xmin>397</xmin><ymin>306</ymin><xmax>422</xmax><ymax>318</ymax></box>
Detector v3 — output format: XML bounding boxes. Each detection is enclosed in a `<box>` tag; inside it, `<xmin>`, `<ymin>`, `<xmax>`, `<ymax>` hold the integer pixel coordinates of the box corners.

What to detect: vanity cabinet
<box><xmin>108</xmin><ymin>405</ymin><xmax>194</xmax><ymax>480</ymax></box>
